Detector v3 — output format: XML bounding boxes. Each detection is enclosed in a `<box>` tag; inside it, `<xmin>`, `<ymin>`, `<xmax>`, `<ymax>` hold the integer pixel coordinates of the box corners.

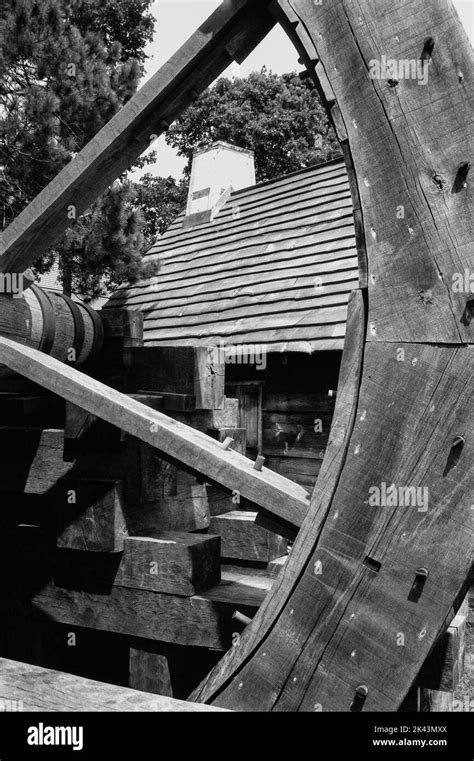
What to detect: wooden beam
<box><xmin>0</xmin><ymin>658</ymin><xmax>227</xmax><ymax>712</ymax></box>
<box><xmin>208</xmin><ymin>511</ymin><xmax>287</xmax><ymax>563</ymax></box>
<box><xmin>129</xmin><ymin>639</ymin><xmax>174</xmax><ymax>697</ymax></box>
<box><xmin>0</xmin><ymin>0</ymin><xmax>275</xmax><ymax>274</ymax></box>
<box><xmin>418</xmin><ymin>599</ymin><xmax>469</xmax><ymax>693</ymax></box>
<box><xmin>0</xmin><ymin>337</ymin><xmax>309</xmax><ymax>529</ymax></box>
<box><xmin>0</xmin><ymin>578</ymin><xmax>266</xmax><ymax>652</ymax></box>
<box><xmin>127</xmin><ymin>346</ymin><xmax>225</xmax><ymax>410</ymax></box>
<box><xmin>114</xmin><ymin>532</ymin><xmax>221</xmax><ymax>596</ymax></box>
<box><xmin>56</xmin><ymin>478</ymin><xmax>128</xmax><ymax>553</ymax></box>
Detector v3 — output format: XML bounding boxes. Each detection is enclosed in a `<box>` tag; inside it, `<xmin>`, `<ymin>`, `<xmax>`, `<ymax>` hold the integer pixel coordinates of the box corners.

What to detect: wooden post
<box><xmin>129</xmin><ymin>638</ymin><xmax>174</xmax><ymax>697</ymax></box>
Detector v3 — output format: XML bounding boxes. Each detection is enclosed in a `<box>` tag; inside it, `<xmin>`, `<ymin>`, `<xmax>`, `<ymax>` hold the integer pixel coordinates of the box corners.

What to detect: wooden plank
<box><xmin>172</xmin><ymin>397</ymin><xmax>240</xmax><ymax>430</ymax></box>
<box><xmin>144</xmin><ymin>305</ymin><xmax>349</xmax><ymax>339</ymax></box>
<box><xmin>0</xmin><ymin>579</ymin><xmax>264</xmax><ymax>651</ymax></box>
<box><xmin>254</xmin><ymin>510</ymin><xmax>297</xmax><ymax>543</ymax></box>
<box><xmin>0</xmin><ymin>658</ymin><xmax>227</xmax><ymax>712</ymax></box>
<box><xmin>145</xmin><ymin>337</ymin><xmax>346</xmax><ymax>353</ymax></box>
<box><xmin>136</xmin><ymin>246</ymin><xmax>357</xmax><ymax>300</ymax></box>
<box><xmin>0</xmin><ymin>0</ymin><xmax>276</xmax><ymax>274</ymax></box>
<box><xmin>207</xmin><ymin>484</ymin><xmax>241</xmax><ymax>517</ymax></box>
<box><xmin>194</xmin><ymin>345</ymin><xmax>225</xmax><ymax>409</ymax></box>
<box><xmin>0</xmin><ymin>337</ymin><xmax>309</xmax><ymax>530</ymax></box>
<box><xmin>64</xmin><ymin>401</ymin><xmax>98</xmax><ymax>440</ymax></box>
<box><xmin>208</xmin><ymin>511</ymin><xmax>287</xmax><ymax>563</ymax></box>
<box><xmin>267</xmin><ymin>555</ymin><xmax>288</xmax><ymax>578</ymax></box>
<box><xmin>263</xmin><ymin>392</ymin><xmax>335</xmax><ymax>413</ymax></box>
<box><xmin>155</xmin><ymin>485</ymin><xmax>211</xmax><ymax>533</ymax></box>
<box><xmin>143</xmin><ymin>319</ymin><xmax>347</xmax><ymax>347</ymax></box>
<box><xmin>418</xmin><ymin>600</ymin><xmax>469</xmax><ymax>691</ymax></box>
<box><xmin>147</xmin><ymin>283</ymin><xmax>352</xmax><ymax>321</ymax></box>
<box><xmin>419</xmin><ymin>690</ymin><xmax>454</xmax><ymax>713</ymax></box>
<box><xmin>127</xmin><ymin>346</ymin><xmax>224</xmax><ymax>410</ymax></box>
<box><xmin>129</xmin><ymin>638</ymin><xmax>173</xmax><ymax>696</ymax></box>
<box><xmin>125</xmin><ymin>232</ymin><xmax>356</xmax><ymax>306</ymax></box>
<box><xmin>100</xmin><ymin>308</ymin><xmax>143</xmax><ymax>344</ymax></box>
<box><xmin>133</xmin><ymin>391</ymin><xmax>194</xmax><ymax>412</ymax></box>
<box><xmin>115</xmin><ymin>261</ymin><xmax>357</xmax><ymax>312</ymax></box>
<box><xmin>0</xmin><ymin>428</ymin><xmax>74</xmax><ymax>494</ymax></box>
<box><xmin>145</xmin><ymin>190</ymin><xmax>353</xmax><ymax>255</ymax></box>
<box><xmin>116</xmin><ymin>233</ymin><xmax>356</xmax><ymax>305</ymax></box>
<box><xmin>125</xmin><ymin>465</ymin><xmax>210</xmax><ymax>534</ymax></box>
<box><xmin>56</xmin><ymin>479</ymin><xmax>128</xmax><ymax>553</ymax></box>
<box><xmin>262</xmin><ymin>410</ymin><xmax>331</xmax><ymax>458</ymax></box>
<box><xmin>114</xmin><ymin>532</ymin><xmax>221</xmax><ymax>596</ymax></box>
<box><xmin>120</xmin><ymin>276</ymin><xmax>358</xmax><ymax>314</ymax></box>
<box><xmin>144</xmin><ymin>292</ymin><xmax>352</xmax><ymax>330</ymax></box>
<box><xmin>264</xmin><ymin>455</ymin><xmax>322</xmax><ymax>489</ymax></box>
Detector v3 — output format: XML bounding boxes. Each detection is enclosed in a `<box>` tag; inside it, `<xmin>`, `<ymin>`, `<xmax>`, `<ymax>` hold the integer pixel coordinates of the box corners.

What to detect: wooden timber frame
<box><xmin>0</xmin><ymin>0</ymin><xmax>472</xmax><ymax>711</ymax></box>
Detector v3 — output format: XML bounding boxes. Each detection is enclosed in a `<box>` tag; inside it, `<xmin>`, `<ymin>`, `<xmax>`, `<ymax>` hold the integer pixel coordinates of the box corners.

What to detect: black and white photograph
<box><xmin>0</xmin><ymin>0</ymin><xmax>473</xmax><ymax>754</ymax></box>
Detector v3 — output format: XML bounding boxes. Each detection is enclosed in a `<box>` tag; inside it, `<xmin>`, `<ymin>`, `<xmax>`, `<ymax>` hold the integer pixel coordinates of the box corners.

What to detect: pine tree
<box><xmin>134</xmin><ymin>175</ymin><xmax>188</xmax><ymax>246</ymax></box>
<box><xmin>0</xmin><ymin>0</ymin><xmax>155</xmax><ymax>299</ymax></box>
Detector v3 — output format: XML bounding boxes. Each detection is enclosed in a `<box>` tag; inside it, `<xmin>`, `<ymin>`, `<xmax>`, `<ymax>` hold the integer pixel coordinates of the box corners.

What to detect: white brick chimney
<box><xmin>184</xmin><ymin>141</ymin><xmax>255</xmax><ymax>227</ymax></box>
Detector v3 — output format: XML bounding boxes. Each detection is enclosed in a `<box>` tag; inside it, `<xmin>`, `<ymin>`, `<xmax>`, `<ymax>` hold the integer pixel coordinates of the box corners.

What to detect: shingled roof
<box><xmin>106</xmin><ymin>157</ymin><xmax>358</xmax><ymax>353</ymax></box>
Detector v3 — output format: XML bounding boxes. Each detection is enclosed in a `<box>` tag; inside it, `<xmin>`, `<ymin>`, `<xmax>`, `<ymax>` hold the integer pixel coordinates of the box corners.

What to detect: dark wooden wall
<box><xmin>226</xmin><ymin>351</ymin><xmax>340</xmax><ymax>490</ymax></box>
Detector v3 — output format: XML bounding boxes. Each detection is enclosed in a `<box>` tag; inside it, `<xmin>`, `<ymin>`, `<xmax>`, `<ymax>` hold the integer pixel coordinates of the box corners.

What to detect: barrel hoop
<box><xmin>60</xmin><ymin>293</ymin><xmax>86</xmax><ymax>363</ymax></box>
<box><xmin>81</xmin><ymin>302</ymin><xmax>104</xmax><ymax>363</ymax></box>
<box><xmin>30</xmin><ymin>285</ymin><xmax>55</xmax><ymax>354</ymax></box>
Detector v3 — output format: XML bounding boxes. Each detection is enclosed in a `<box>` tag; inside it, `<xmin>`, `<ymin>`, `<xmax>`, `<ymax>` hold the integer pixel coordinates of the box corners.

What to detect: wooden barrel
<box><xmin>0</xmin><ymin>286</ymin><xmax>103</xmax><ymax>374</ymax></box>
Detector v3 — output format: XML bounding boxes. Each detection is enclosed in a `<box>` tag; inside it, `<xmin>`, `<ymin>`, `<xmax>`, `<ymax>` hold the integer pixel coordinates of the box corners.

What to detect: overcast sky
<box><xmin>131</xmin><ymin>0</ymin><xmax>474</xmax><ymax>181</ymax></box>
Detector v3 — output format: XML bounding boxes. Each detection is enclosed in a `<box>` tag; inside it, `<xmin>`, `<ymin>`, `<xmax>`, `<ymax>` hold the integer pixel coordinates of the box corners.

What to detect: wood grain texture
<box><xmin>191</xmin><ymin>0</ymin><xmax>473</xmax><ymax>712</ymax></box>
<box><xmin>208</xmin><ymin>511</ymin><xmax>287</xmax><ymax>563</ymax></box>
<box><xmin>0</xmin><ymin>578</ymin><xmax>265</xmax><ymax>651</ymax></box>
<box><xmin>56</xmin><ymin>478</ymin><xmax>128</xmax><ymax>553</ymax></box>
<box><xmin>127</xmin><ymin>346</ymin><xmax>225</xmax><ymax>410</ymax></box>
<box><xmin>0</xmin><ymin>658</ymin><xmax>227</xmax><ymax>712</ymax></box>
<box><xmin>196</xmin><ymin>340</ymin><xmax>473</xmax><ymax>711</ymax></box>
<box><xmin>129</xmin><ymin>639</ymin><xmax>173</xmax><ymax>696</ymax></box>
<box><xmin>417</xmin><ymin>599</ymin><xmax>469</xmax><ymax>691</ymax></box>
<box><xmin>114</xmin><ymin>532</ymin><xmax>221</xmax><ymax>596</ymax></box>
<box><xmin>283</xmin><ymin>0</ymin><xmax>473</xmax><ymax>345</ymax></box>
<box><xmin>0</xmin><ymin>0</ymin><xmax>276</xmax><ymax>274</ymax></box>
<box><xmin>191</xmin><ymin>289</ymin><xmax>366</xmax><ymax>703</ymax></box>
<box><xmin>0</xmin><ymin>337</ymin><xmax>309</xmax><ymax>529</ymax></box>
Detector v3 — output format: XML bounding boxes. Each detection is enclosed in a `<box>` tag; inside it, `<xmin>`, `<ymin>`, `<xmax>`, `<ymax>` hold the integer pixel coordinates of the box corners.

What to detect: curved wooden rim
<box><xmin>29</xmin><ymin>284</ymin><xmax>56</xmax><ymax>355</ymax></box>
<box><xmin>80</xmin><ymin>301</ymin><xmax>104</xmax><ymax>363</ymax></box>
<box><xmin>59</xmin><ymin>293</ymin><xmax>85</xmax><ymax>363</ymax></box>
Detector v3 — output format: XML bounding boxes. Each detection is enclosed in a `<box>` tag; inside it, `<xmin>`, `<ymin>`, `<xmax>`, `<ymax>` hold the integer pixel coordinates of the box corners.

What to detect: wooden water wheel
<box><xmin>0</xmin><ymin>0</ymin><xmax>472</xmax><ymax>712</ymax></box>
